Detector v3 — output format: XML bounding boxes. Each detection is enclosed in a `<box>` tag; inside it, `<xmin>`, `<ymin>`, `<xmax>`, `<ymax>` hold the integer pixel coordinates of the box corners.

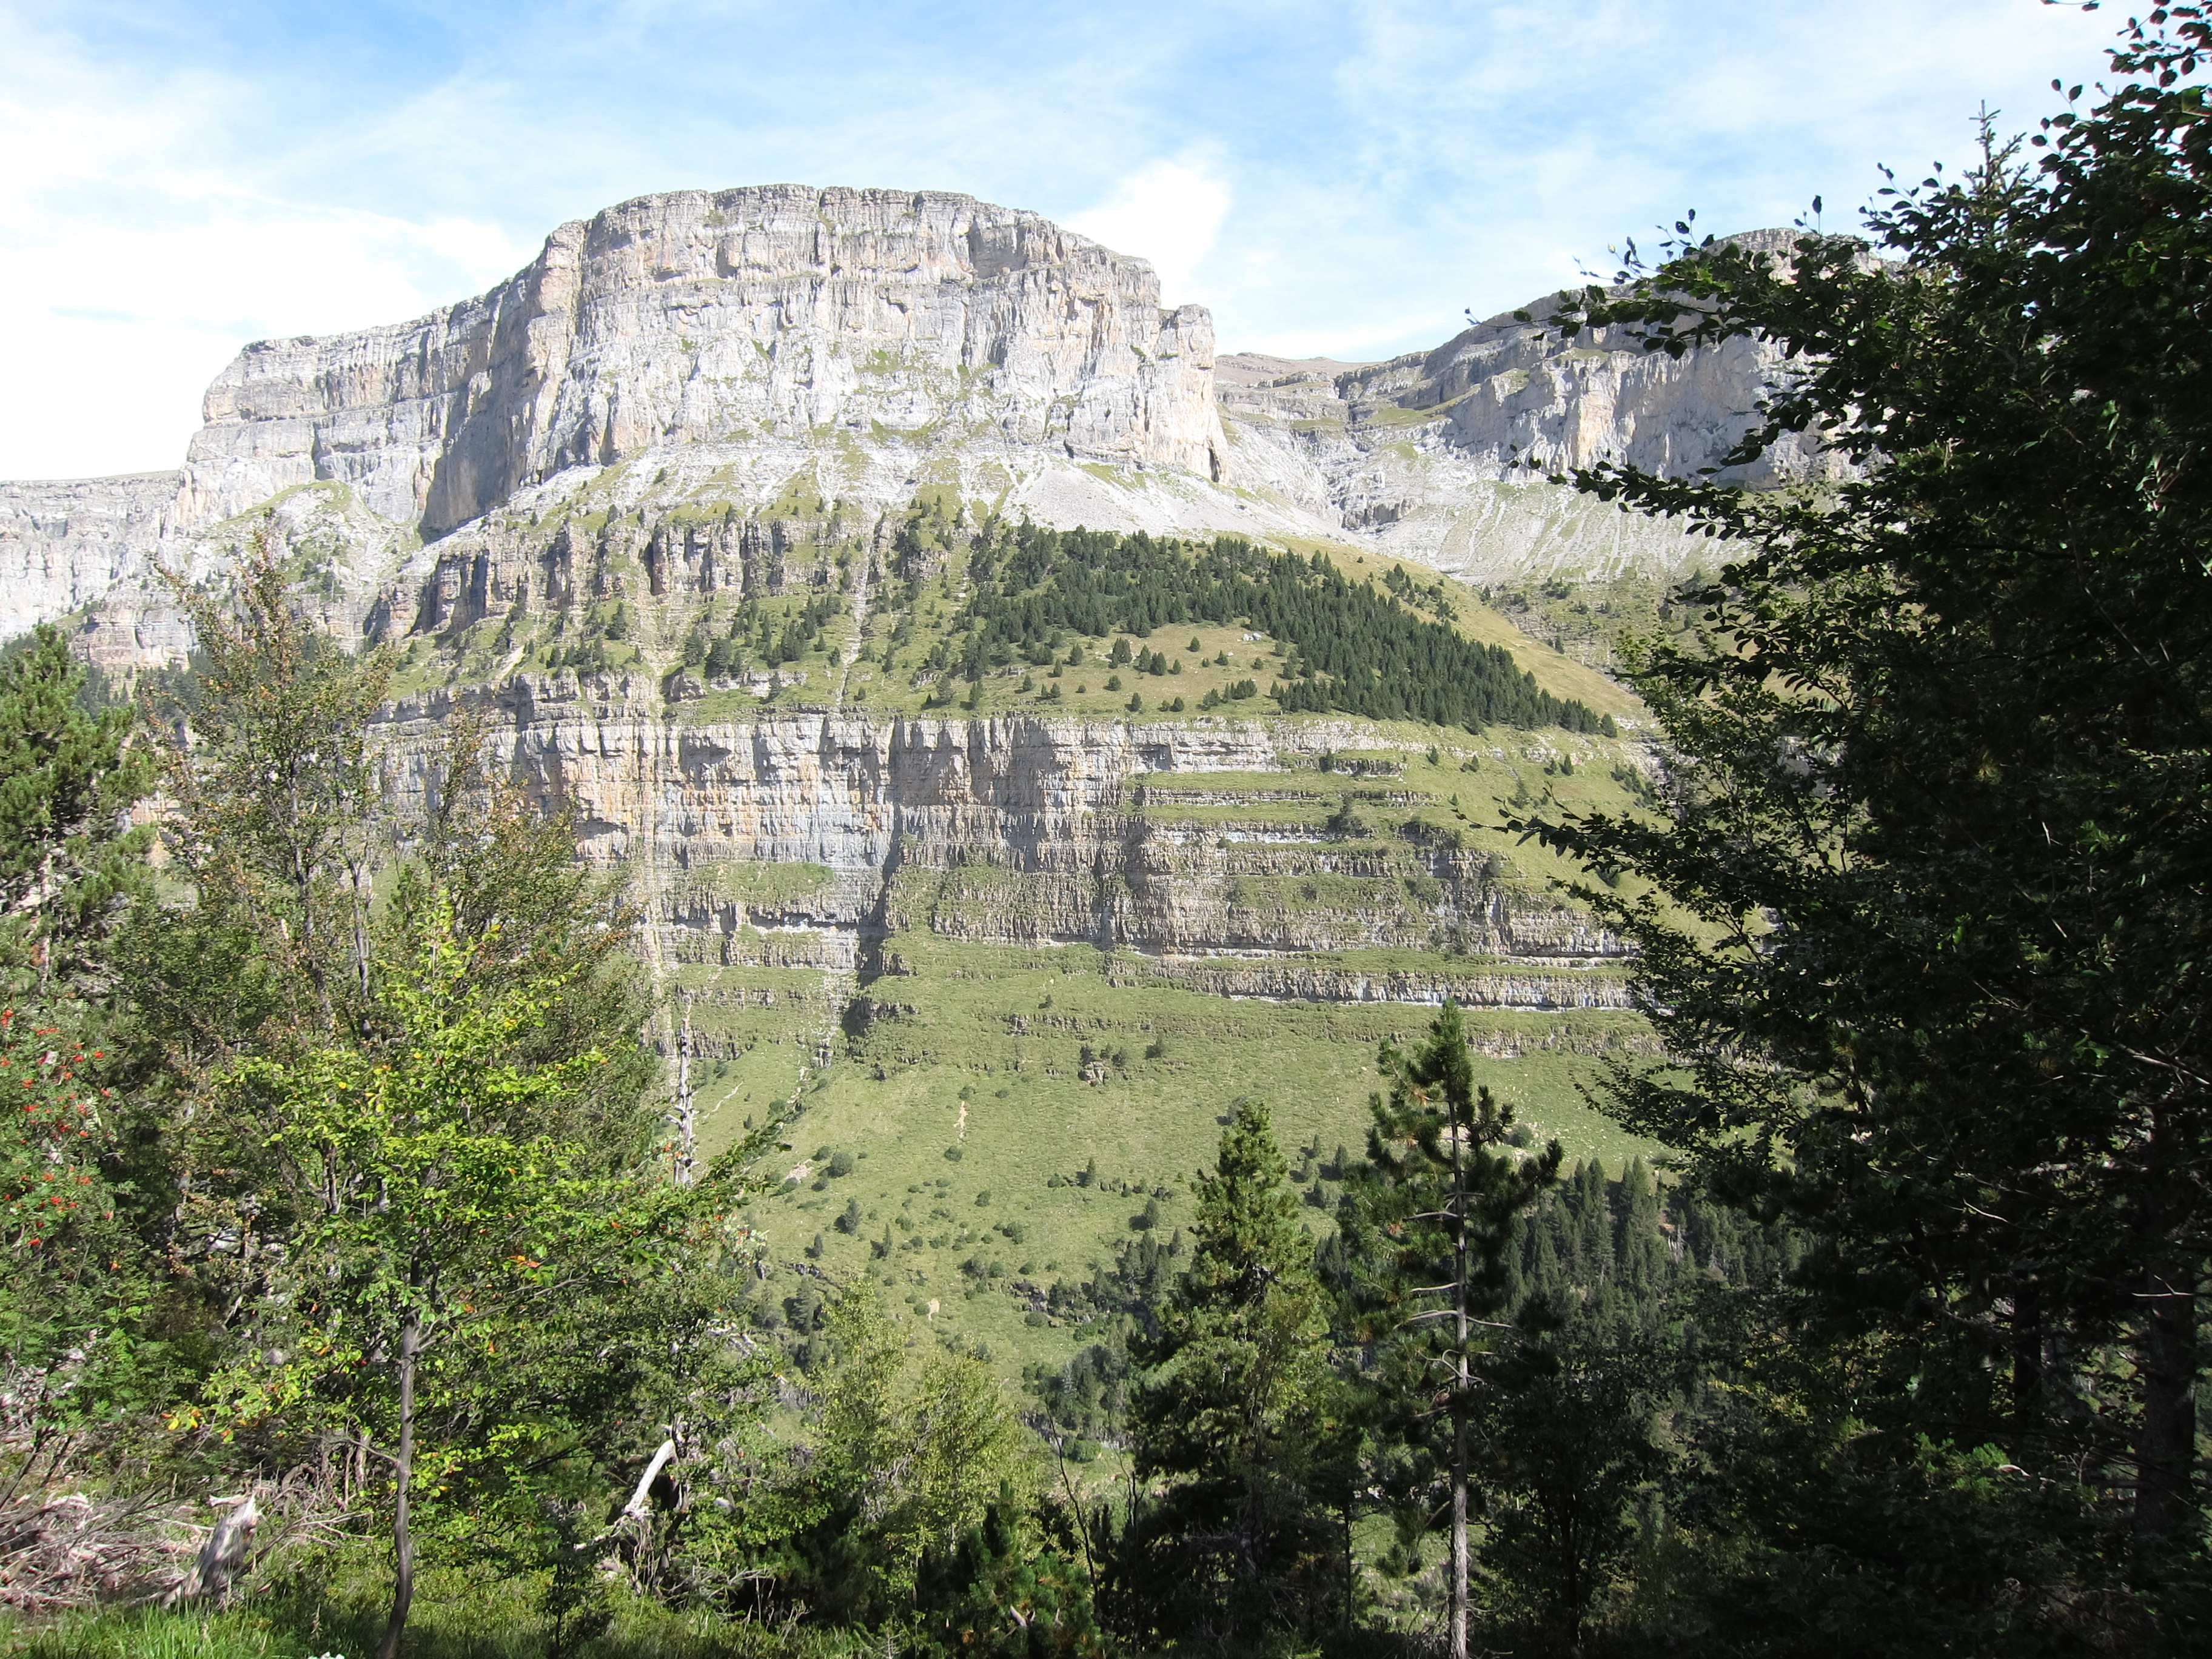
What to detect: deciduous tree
<box><xmin>197</xmin><ymin>896</ymin><xmax>742</xmax><ymax>1659</ymax></box>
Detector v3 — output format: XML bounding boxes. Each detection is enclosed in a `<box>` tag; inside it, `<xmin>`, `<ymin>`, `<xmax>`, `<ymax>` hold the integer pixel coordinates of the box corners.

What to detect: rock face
<box><xmin>0</xmin><ymin>186</ymin><xmax>1818</xmax><ymax>649</ymax></box>
<box><xmin>180</xmin><ymin>186</ymin><xmax>1226</xmax><ymax>538</ymax></box>
<box><xmin>0</xmin><ymin>473</ymin><xmax>179</xmax><ymax>643</ymax></box>
<box><xmin>0</xmin><ymin>186</ymin><xmax>1680</xmax><ymax>1111</ymax></box>
<box><xmin>1212</xmin><ymin>284</ymin><xmax>1835</xmax><ymax>583</ymax></box>
<box><xmin>1210</xmin><ymin>230</ymin><xmax>1835</xmax><ymax>583</ymax></box>
<box><xmin>371</xmin><ymin>692</ymin><xmax>1629</xmax><ymax>1014</ymax></box>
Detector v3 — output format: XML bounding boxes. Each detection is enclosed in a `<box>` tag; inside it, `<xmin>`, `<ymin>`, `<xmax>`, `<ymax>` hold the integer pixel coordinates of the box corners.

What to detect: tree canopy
<box><xmin>1518</xmin><ymin>1</ymin><xmax>2212</xmax><ymax>1576</ymax></box>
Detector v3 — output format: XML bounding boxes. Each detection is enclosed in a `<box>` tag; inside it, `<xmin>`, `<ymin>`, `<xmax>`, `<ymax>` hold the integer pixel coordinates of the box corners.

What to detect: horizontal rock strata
<box><xmin>1</xmin><ymin>188</ymin><xmax>1817</xmax><ymax>650</ymax></box>
<box><xmin>368</xmin><ymin>697</ymin><xmax>1627</xmax><ymax>1008</ymax></box>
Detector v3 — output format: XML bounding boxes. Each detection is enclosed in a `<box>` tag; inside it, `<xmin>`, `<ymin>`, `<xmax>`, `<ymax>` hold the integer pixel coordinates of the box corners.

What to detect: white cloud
<box><xmin>0</xmin><ymin>203</ymin><xmax>531</xmax><ymax>481</ymax></box>
<box><xmin>1067</xmin><ymin>161</ymin><xmax>1231</xmax><ymax>303</ymax></box>
<box><xmin>0</xmin><ymin>18</ymin><xmax>531</xmax><ymax>480</ymax></box>
<box><xmin>0</xmin><ymin>206</ymin><xmax>534</xmax><ymax>480</ymax></box>
<box><xmin>0</xmin><ymin>0</ymin><xmax>2139</xmax><ymax>477</ymax></box>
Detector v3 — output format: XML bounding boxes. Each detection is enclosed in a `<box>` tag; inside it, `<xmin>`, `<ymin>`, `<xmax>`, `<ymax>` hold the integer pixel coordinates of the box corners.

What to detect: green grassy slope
<box><xmin>668</xmin><ymin>743</ymin><xmax>1666</xmax><ymax>1390</ymax></box>
<box><xmin>394</xmin><ymin>488</ymin><xmax>1674</xmax><ymax>1390</ymax></box>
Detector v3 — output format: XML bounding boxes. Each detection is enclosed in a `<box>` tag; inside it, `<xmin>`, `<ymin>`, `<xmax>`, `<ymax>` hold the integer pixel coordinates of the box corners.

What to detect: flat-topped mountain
<box><xmin>182</xmin><ymin>185</ymin><xmax>1225</xmax><ymax>537</ymax></box>
<box><xmin>0</xmin><ymin>186</ymin><xmax>1820</xmax><ymax>660</ymax></box>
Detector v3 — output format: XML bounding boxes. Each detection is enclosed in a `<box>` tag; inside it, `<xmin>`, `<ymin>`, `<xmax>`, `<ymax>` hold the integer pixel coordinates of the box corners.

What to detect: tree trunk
<box><xmin>2134</xmin><ymin>1102</ymin><xmax>2202</xmax><ymax>1555</ymax></box>
<box><xmin>289</xmin><ymin>777</ymin><xmax>332</xmax><ymax>1033</ymax></box>
<box><xmin>169</xmin><ymin>1495</ymin><xmax>259</xmax><ymax>1606</ymax></box>
<box><xmin>2008</xmin><ymin>1278</ymin><xmax>2043</xmax><ymax>1461</ymax></box>
<box><xmin>1341</xmin><ymin>1495</ymin><xmax>1354</xmax><ymax>1637</ymax></box>
<box><xmin>674</xmin><ymin>996</ymin><xmax>696</xmax><ymax>1185</ymax></box>
<box><xmin>346</xmin><ymin>851</ymin><xmax>373</xmax><ymax>1011</ymax></box>
<box><xmin>2133</xmin><ymin>1263</ymin><xmax>2199</xmax><ymax>1553</ymax></box>
<box><xmin>1450</xmin><ymin>1115</ymin><xmax>1470</xmax><ymax>1659</ymax></box>
<box><xmin>1451</xmin><ymin>1411</ymin><xmax>1469</xmax><ymax>1659</ymax></box>
<box><xmin>376</xmin><ymin>1307</ymin><xmax>421</xmax><ymax>1659</ymax></box>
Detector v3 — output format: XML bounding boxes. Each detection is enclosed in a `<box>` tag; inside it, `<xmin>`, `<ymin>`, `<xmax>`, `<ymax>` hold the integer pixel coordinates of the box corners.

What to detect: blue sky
<box><xmin>3</xmin><ymin>0</ymin><xmax>2122</xmax><ymax>480</ymax></box>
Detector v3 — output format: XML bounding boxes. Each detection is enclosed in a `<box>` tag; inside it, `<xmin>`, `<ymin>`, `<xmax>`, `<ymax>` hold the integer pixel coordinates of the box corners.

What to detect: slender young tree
<box><xmin>1122</xmin><ymin>1097</ymin><xmax>1342</xmax><ymax>1643</ymax></box>
<box><xmin>199</xmin><ymin>895</ymin><xmax>740</xmax><ymax>1659</ymax></box>
<box><xmin>123</xmin><ymin>563</ymin><xmax>656</xmax><ymax>1369</ymax></box>
<box><xmin>1342</xmin><ymin>1001</ymin><xmax>1560</xmax><ymax>1659</ymax></box>
<box><xmin>121</xmin><ymin>531</ymin><xmax>734</xmax><ymax>1646</ymax></box>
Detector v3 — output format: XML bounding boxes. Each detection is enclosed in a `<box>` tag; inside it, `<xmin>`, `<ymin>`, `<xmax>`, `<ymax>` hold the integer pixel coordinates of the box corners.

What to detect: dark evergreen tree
<box><xmin>949</xmin><ymin>523</ymin><xmax>1612</xmax><ymax>734</ymax></box>
<box><xmin>1475</xmin><ymin>1305</ymin><xmax>1672</xmax><ymax>1651</ymax></box>
<box><xmin>913</xmin><ymin>1484</ymin><xmax>1109</xmax><ymax>1658</ymax></box>
<box><xmin>1514</xmin><ymin>10</ymin><xmax>2212</xmax><ymax>1631</ymax></box>
<box><xmin>1121</xmin><ymin>1098</ymin><xmax>1343</xmax><ymax>1644</ymax></box>
<box><xmin>0</xmin><ymin>623</ymin><xmax>152</xmax><ymax>1002</ymax></box>
<box><xmin>1341</xmin><ymin>1002</ymin><xmax>1560</xmax><ymax>1659</ymax></box>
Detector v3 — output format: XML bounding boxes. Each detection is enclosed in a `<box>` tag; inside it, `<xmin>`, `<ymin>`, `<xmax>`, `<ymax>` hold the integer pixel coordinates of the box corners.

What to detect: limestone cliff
<box><xmin>1213</xmin><ymin>304</ymin><xmax>1829</xmax><ymax>583</ymax></box>
<box><xmin>0</xmin><ymin>185</ymin><xmax>1681</xmax><ymax>1065</ymax></box>
<box><xmin>178</xmin><ymin>186</ymin><xmax>1227</xmax><ymax>538</ymax></box>
<box><xmin>369</xmin><ymin>690</ymin><xmax>1632</xmax><ymax>1032</ymax></box>
<box><xmin>0</xmin><ymin>473</ymin><xmax>178</xmax><ymax>642</ymax></box>
<box><xmin>0</xmin><ymin>186</ymin><xmax>1724</xmax><ymax>1306</ymax></box>
<box><xmin>0</xmin><ymin>187</ymin><xmax>1817</xmax><ymax>651</ymax></box>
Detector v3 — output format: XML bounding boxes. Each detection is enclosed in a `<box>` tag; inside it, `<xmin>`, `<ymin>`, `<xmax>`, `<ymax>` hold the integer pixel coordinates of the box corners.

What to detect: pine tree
<box><xmin>1342</xmin><ymin>1002</ymin><xmax>1560</xmax><ymax>1659</ymax></box>
<box><xmin>0</xmin><ymin>625</ymin><xmax>152</xmax><ymax>1001</ymax></box>
<box><xmin>1522</xmin><ymin>14</ymin><xmax>2212</xmax><ymax>1563</ymax></box>
<box><xmin>1122</xmin><ymin>1098</ymin><xmax>1342</xmax><ymax>1643</ymax></box>
<box><xmin>914</xmin><ymin>1483</ymin><xmax>1108</xmax><ymax>1657</ymax></box>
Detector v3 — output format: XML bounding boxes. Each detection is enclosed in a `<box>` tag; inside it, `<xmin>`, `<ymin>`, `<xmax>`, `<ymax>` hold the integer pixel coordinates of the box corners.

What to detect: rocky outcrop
<box><xmin>64</xmin><ymin>479</ymin><xmax>420</xmax><ymax>678</ymax></box>
<box><xmin>1115</xmin><ymin>956</ymin><xmax>1632</xmax><ymax>1010</ymax></box>
<box><xmin>178</xmin><ymin>186</ymin><xmax>1226</xmax><ymax>538</ymax></box>
<box><xmin>0</xmin><ymin>187</ymin><xmax>1824</xmax><ymax>651</ymax></box>
<box><xmin>1221</xmin><ymin>307</ymin><xmax>1822</xmax><ymax>489</ymax></box>
<box><xmin>0</xmin><ymin>474</ymin><xmax>178</xmax><ymax>642</ymax></box>
<box><xmin>1212</xmin><ymin>304</ymin><xmax>1829</xmax><ymax>585</ymax></box>
<box><xmin>1210</xmin><ymin>229</ymin><xmax>1835</xmax><ymax>583</ymax></box>
<box><xmin>367</xmin><ymin>693</ymin><xmax>1627</xmax><ymax>1007</ymax></box>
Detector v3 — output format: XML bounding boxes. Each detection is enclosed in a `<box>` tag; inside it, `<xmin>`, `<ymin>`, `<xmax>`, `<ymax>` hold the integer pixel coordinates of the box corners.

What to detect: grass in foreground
<box><xmin>0</xmin><ymin>1569</ymin><xmax>860</xmax><ymax>1659</ymax></box>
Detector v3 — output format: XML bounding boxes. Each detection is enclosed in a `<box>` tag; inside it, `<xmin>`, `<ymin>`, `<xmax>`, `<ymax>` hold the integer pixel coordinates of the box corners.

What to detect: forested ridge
<box><xmin>945</xmin><ymin>524</ymin><xmax>1615</xmax><ymax>734</ymax></box>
